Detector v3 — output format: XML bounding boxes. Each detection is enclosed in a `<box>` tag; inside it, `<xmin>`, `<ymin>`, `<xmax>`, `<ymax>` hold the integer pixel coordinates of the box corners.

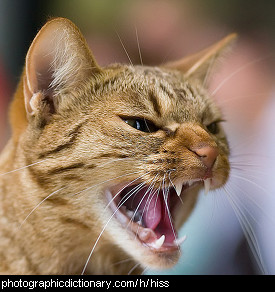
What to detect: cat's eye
<box><xmin>206</xmin><ymin>121</ymin><xmax>220</xmax><ymax>135</ymax></box>
<box><xmin>122</xmin><ymin>118</ymin><xmax>158</xmax><ymax>133</ymax></box>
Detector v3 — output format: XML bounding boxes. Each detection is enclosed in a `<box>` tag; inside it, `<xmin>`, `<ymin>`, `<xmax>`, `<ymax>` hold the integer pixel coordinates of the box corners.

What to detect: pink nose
<box><xmin>193</xmin><ymin>146</ymin><xmax>219</xmax><ymax>169</ymax></box>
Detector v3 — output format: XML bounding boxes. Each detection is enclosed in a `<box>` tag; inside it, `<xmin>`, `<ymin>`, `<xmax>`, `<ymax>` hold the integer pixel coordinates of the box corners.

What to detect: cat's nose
<box><xmin>193</xmin><ymin>146</ymin><xmax>219</xmax><ymax>169</ymax></box>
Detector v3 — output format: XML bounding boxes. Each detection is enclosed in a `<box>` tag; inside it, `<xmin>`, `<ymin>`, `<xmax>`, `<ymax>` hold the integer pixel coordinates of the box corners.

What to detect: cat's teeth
<box><xmin>153</xmin><ymin>235</ymin><xmax>165</xmax><ymax>249</ymax></box>
<box><xmin>204</xmin><ymin>178</ymin><xmax>211</xmax><ymax>195</ymax></box>
<box><xmin>174</xmin><ymin>235</ymin><xmax>187</xmax><ymax>246</ymax></box>
<box><xmin>174</xmin><ymin>182</ymin><xmax>183</xmax><ymax>196</ymax></box>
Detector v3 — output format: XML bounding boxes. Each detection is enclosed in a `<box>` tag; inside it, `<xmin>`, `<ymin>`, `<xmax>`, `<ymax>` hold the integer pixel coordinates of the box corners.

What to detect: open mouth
<box><xmin>105</xmin><ymin>179</ymin><xmax>210</xmax><ymax>253</ymax></box>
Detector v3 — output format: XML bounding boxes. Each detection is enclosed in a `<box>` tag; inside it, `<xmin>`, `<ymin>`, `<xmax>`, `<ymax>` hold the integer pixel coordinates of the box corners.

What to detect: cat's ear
<box><xmin>163</xmin><ymin>33</ymin><xmax>237</xmax><ymax>83</ymax></box>
<box><xmin>23</xmin><ymin>17</ymin><xmax>101</xmax><ymax>116</ymax></box>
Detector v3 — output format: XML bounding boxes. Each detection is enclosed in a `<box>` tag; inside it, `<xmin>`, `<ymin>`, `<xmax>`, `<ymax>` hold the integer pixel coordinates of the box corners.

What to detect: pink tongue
<box><xmin>139</xmin><ymin>190</ymin><xmax>162</xmax><ymax>230</ymax></box>
<box><xmin>122</xmin><ymin>187</ymin><xmax>177</xmax><ymax>244</ymax></box>
<box><xmin>136</xmin><ymin>190</ymin><xmax>175</xmax><ymax>243</ymax></box>
<box><xmin>125</xmin><ymin>189</ymin><xmax>162</xmax><ymax>230</ymax></box>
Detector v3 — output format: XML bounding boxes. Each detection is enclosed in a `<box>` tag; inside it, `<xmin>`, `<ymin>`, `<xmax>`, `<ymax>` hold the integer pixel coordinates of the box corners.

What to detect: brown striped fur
<box><xmin>0</xmin><ymin>18</ymin><xmax>235</xmax><ymax>274</ymax></box>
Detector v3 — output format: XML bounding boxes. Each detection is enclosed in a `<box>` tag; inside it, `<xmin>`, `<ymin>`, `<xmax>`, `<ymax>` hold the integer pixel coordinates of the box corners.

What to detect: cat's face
<box><xmin>93</xmin><ymin>65</ymin><xmax>230</xmax><ymax>269</ymax></box>
<box><xmin>10</xmin><ymin>18</ymin><xmax>234</xmax><ymax>272</ymax></box>
<box><xmin>21</xmin><ymin>64</ymin><xmax>229</xmax><ymax>270</ymax></box>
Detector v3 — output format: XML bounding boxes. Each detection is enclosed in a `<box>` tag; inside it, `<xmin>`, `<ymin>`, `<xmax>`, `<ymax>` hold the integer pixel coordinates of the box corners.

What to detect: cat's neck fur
<box><xmin>0</xmin><ymin>74</ymin><xmax>139</xmax><ymax>274</ymax></box>
<box><xmin>0</xmin><ymin>141</ymin><xmax>141</xmax><ymax>275</ymax></box>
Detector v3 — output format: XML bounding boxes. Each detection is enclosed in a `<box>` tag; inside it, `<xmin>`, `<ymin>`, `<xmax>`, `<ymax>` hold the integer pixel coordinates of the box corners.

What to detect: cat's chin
<box><xmin>104</xmin><ymin>179</ymin><xmax>203</xmax><ymax>268</ymax></box>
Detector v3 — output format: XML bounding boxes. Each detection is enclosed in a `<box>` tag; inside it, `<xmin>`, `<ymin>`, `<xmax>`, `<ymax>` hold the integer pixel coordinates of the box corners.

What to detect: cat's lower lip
<box><xmin>105</xmin><ymin>180</ymin><xmax>201</xmax><ymax>253</ymax></box>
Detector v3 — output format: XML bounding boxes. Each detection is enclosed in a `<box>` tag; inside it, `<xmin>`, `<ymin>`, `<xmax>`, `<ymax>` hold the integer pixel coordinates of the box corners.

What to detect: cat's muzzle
<box><xmin>105</xmin><ymin>179</ymin><xmax>206</xmax><ymax>252</ymax></box>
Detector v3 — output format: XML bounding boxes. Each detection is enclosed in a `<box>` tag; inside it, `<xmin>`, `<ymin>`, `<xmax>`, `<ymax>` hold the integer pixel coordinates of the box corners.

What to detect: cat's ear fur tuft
<box><xmin>163</xmin><ymin>33</ymin><xmax>237</xmax><ymax>83</ymax></box>
<box><xmin>23</xmin><ymin>17</ymin><xmax>101</xmax><ymax>116</ymax></box>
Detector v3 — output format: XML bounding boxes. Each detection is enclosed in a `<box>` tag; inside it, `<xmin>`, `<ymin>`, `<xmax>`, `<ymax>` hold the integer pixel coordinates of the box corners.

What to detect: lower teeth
<box><xmin>153</xmin><ymin>235</ymin><xmax>165</xmax><ymax>248</ymax></box>
<box><xmin>150</xmin><ymin>234</ymin><xmax>187</xmax><ymax>249</ymax></box>
<box><xmin>173</xmin><ymin>235</ymin><xmax>187</xmax><ymax>246</ymax></box>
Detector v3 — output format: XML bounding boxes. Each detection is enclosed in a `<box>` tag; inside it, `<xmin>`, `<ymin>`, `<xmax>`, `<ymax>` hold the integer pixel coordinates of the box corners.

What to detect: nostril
<box><xmin>193</xmin><ymin>146</ymin><xmax>219</xmax><ymax>169</ymax></box>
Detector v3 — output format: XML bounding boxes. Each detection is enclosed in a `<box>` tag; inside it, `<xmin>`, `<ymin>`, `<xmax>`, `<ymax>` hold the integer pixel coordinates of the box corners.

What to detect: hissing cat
<box><xmin>0</xmin><ymin>18</ymin><xmax>235</xmax><ymax>274</ymax></box>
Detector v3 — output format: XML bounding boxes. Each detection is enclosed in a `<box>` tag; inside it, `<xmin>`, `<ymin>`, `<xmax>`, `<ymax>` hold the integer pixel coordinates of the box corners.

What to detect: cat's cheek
<box><xmin>212</xmin><ymin>155</ymin><xmax>230</xmax><ymax>189</ymax></box>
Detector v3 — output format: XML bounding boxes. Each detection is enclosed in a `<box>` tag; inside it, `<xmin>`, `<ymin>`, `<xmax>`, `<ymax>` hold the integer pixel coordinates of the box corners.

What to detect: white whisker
<box><xmin>162</xmin><ymin>177</ymin><xmax>178</xmax><ymax>245</ymax></box>
<box><xmin>128</xmin><ymin>262</ymin><xmax>141</xmax><ymax>275</ymax></box>
<box><xmin>223</xmin><ymin>185</ymin><xmax>267</xmax><ymax>274</ymax></box>
<box><xmin>104</xmin><ymin>172</ymin><xmax>149</xmax><ymax>211</ymax></box>
<box><xmin>81</xmin><ymin>173</ymin><xmax>150</xmax><ymax>275</ymax></box>
<box><xmin>72</xmin><ymin>171</ymin><xmax>141</xmax><ymax>197</ymax></box>
<box><xmin>141</xmin><ymin>266</ymin><xmax>149</xmax><ymax>275</ymax></box>
<box><xmin>119</xmin><ymin>182</ymin><xmax>147</xmax><ymax>210</ymax></box>
<box><xmin>81</xmin><ymin>214</ymin><xmax>114</xmax><ymax>274</ymax></box>
<box><xmin>115</xmin><ymin>30</ymin><xmax>134</xmax><ymax>66</ymax></box>
<box><xmin>135</xmin><ymin>26</ymin><xmax>143</xmax><ymax>66</ymax></box>
<box><xmin>126</xmin><ymin>175</ymin><xmax>158</xmax><ymax>231</ymax></box>
<box><xmin>96</xmin><ymin>157</ymin><xmax>132</xmax><ymax>168</ymax></box>
<box><xmin>151</xmin><ymin>182</ymin><xmax>161</xmax><ymax>219</ymax></box>
<box><xmin>211</xmin><ymin>55</ymin><xmax>272</xmax><ymax>96</ymax></box>
<box><xmin>141</xmin><ymin>175</ymin><xmax>159</xmax><ymax>214</ymax></box>
<box><xmin>218</xmin><ymin>93</ymin><xmax>268</xmax><ymax>105</ymax></box>
<box><xmin>111</xmin><ymin>257</ymin><xmax>133</xmax><ymax>266</ymax></box>
<box><xmin>229</xmin><ymin>173</ymin><xmax>268</xmax><ymax>194</ymax></box>
<box><xmin>203</xmin><ymin>55</ymin><xmax>216</xmax><ymax>87</ymax></box>
<box><xmin>19</xmin><ymin>186</ymin><xmax>66</xmax><ymax>229</ymax></box>
<box><xmin>0</xmin><ymin>159</ymin><xmax>49</xmax><ymax>177</ymax></box>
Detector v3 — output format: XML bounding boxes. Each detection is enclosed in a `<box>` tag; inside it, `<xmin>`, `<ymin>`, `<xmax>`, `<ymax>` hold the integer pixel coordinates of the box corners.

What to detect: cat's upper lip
<box><xmin>105</xmin><ymin>179</ymin><xmax>203</xmax><ymax>252</ymax></box>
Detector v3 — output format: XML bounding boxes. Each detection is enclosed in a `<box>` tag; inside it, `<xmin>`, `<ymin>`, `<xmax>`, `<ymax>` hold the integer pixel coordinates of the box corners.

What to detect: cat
<box><xmin>0</xmin><ymin>17</ymin><xmax>235</xmax><ymax>275</ymax></box>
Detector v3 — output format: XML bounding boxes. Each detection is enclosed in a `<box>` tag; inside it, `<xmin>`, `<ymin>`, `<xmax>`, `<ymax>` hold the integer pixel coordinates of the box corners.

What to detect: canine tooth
<box><xmin>204</xmin><ymin>178</ymin><xmax>211</xmax><ymax>195</ymax></box>
<box><xmin>174</xmin><ymin>235</ymin><xmax>187</xmax><ymax>246</ymax></box>
<box><xmin>174</xmin><ymin>182</ymin><xmax>183</xmax><ymax>196</ymax></box>
<box><xmin>154</xmin><ymin>235</ymin><xmax>165</xmax><ymax>248</ymax></box>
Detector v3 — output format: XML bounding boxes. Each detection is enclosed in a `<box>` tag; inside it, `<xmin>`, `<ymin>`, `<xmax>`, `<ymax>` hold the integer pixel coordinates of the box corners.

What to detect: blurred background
<box><xmin>0</xmin><ymin>0</ymin><xmax>274</xmax><ymax>274</ymax></box>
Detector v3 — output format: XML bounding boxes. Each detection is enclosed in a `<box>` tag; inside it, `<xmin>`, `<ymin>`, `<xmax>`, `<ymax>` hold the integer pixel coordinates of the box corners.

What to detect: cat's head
<box><xmin>10</xmin><ymin>18</ymin><xmax>235</xmax><ymax>272</ymax></box>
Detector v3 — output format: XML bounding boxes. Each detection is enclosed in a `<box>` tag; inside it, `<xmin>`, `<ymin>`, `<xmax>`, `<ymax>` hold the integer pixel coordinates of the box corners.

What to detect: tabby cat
<box><xmin>0</xmin><ymin>18</ymin><xmax>235</xmax><ymax>274</ymax></box>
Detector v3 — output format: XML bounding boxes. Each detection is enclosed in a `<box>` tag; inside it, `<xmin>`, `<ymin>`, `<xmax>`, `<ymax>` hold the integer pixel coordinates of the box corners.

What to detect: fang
<box><xmin>174</xmin><ymin>182</ymin><xmax>183</xmax><ymax>196</ymax></box>
<box><xmin>153</xmin><ymin>235</ymin><xmax>165</xmax><ymax>249</ymax></box>
<box><xmin>174</xmin><ymin>235</ymin><xmax>187</xmax><ymax>246</ymax></box>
